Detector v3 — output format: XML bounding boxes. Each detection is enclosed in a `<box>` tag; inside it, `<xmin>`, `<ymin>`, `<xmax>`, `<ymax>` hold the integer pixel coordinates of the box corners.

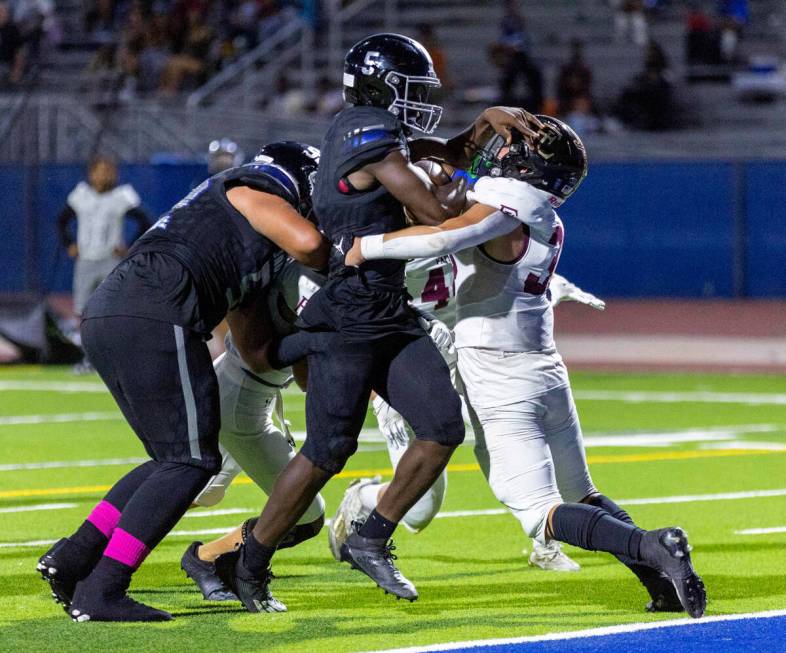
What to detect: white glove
<box><xmin>372</xmin><ymin>395</ymin><xmax>412</xmax><ymax>449</ymax></box>
<box><xmin>428</xmin><ymin>318</ymin><xmax>455</xmax><ymax>356</ymax></box>
<box><xmin>549</xmin><ymin>274</ymin><xmax>605</xmax><ymax>311</ymax></box>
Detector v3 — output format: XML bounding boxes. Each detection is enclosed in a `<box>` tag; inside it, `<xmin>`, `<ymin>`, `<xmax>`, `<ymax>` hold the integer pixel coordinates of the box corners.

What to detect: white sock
<box><xmin>358</xmin><ymin>483</ymin><xmax>384</xmax><ymax>512</ymax></box>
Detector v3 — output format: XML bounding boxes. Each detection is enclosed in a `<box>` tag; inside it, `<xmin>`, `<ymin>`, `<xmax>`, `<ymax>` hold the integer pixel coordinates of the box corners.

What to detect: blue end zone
<box><xmin>435</xmin><ymin>614</ymin><xmax>786</xmax><ymax>653</ymax></box>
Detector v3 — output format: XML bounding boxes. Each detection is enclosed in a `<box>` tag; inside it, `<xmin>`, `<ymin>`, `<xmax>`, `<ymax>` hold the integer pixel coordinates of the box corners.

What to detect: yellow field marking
<box><xmin>1</xmin><ymin>448</ymin><xmax>783</xmax><ymax>500</ymax></box>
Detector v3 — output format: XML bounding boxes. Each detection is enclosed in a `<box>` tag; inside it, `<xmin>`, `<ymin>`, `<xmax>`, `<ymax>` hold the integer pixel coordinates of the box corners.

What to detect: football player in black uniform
<box><xmin>36</xmin><ymin>142</ymin><xmax>327</xmax><ymax>622</ymax></box>
<box><xmin>215</xmin><ymin>33</ymin><xmax>544</xmax><ymax>609</ymax></box>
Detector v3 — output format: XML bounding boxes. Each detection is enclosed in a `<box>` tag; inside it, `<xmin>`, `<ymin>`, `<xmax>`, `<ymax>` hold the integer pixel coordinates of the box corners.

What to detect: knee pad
<box><xmin>401</xmin><ymin>472</ymin><xmax>447</xmax><ymax>532</ymax></box>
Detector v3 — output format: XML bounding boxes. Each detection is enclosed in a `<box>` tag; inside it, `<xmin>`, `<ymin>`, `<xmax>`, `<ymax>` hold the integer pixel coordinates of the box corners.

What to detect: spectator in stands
<box><xmin>489</xmin><ymin>0</ymin><xmax>543</xmax><ymax>111</ymax></box>
<box><xmin>685</xmin><ymin>4</ymin><xmax>721</xmax><ymax>65</ymax></box>
<box><xmin>614</xmin><ymin>40</ymin><xmax>678</xmax><ymax>131</ymax></box>
<box><xmin>159</xmin><ymin>5</ymin><xmax>213</xmax><ymax>96</ymax></box>
<box><xmin>84</xmin><ymin>0</ymin><xmax>117</xmax><ymax>45</ymax></box>
<box><xmin>611</xmin><ymin>0</ymin><xmax>648</xmax><ymax>47</ymax></box>
<box><xmin>717</xmin><ymin>0</ymin><xmax>748</xmax><ymax>62</ymax></box>
<box><xmin>0</xmin><ymin>1</ymin><xmax>25</xmax><ymax>85</ymax></box>
<box><xmin>12</xmin><ymin>0</ymin><xmax>57</xmax><ymax>61</ymax></box>
<box><xmin>556</xmin><ymin>38</ymin><xmax>594</xmax><ymax>116</ymax></box>
<box><xmin>266</xmin><ymin>71</ymin><xmax>306</xmax><ymax>113</ymax></box>
<box><xmin>313</xmin><ymin>75</ymin><xmax>345</xmax><ymax>117</ymax></box>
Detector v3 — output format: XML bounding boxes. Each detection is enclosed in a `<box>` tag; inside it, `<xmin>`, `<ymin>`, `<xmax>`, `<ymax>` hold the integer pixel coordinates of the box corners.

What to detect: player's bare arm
<box><xmin>226</xmin><ymin>186</ymin><xmax>329</xmax><ymax>269</ymax></box>
<box><xmin>225</xmin><ymin>293</ymin><xmax>276</xmax><ymax>374</ymax></box>
<box><xmin>410</xmin><ymin>106</ymin><xmax>544</xmax><ymax>169</ymax></box>
<box><xmin>348</xmin><ymin>149</ymin><xmax>466</xmax><ymax>225</ymax></box>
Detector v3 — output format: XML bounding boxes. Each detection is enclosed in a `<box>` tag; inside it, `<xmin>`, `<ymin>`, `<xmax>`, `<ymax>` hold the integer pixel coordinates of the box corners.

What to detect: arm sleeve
<box><xmin>125</xmin><ymin>206</ymin><xmax>151</xmax><ymax>243</ymax></box>
<box><xmin>57</xmin><ymin>206</ymin><xmax>77</xmax><ymax>248</ymax></box>
<box><xmin>360</xmin><ymin>210</ymin><xmax>520</xmax><ymax>261</ymax></box>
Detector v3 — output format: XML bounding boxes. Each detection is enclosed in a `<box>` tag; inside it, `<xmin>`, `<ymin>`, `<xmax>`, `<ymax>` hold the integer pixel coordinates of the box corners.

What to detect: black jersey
<box><xmin>300</xmin><ymin>106</ymin><xmax>423</xmax><ymax>341</ymax></box>
<box><xmin>313</xmin><ymin>106</ymin><xmax>409</xmax><ymax>290</ymax></box>
<box><xmin>85</xmin><ymin>164</ymin><xmax>291</xmax><ymax>334</ymax></box>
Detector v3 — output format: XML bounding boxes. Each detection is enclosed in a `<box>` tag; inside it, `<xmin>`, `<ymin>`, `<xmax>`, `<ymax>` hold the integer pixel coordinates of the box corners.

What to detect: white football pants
<box><xmin>458</xmin><ymin>348</ymin><xmax>596</xmax><ymax>544</ymax></box>
<box><xmin>194</xmin><ymin>353</ymin><xmax>325</xmax><ymax>524</ymax></box>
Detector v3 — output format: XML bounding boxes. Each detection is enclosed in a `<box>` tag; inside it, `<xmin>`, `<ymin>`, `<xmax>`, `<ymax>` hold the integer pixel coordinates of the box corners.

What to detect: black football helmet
<box><xmin>469</xmin><ymin>115</ymin><xmax>588</xmax><ymax>206</ymax></box>
<box><xmin>252</xmin><ymin>141</ymin><xmax>321</xmax><ymax>220</ymax></box>
<box><xmin>343</xmin><ymin>33</ymin><xmax>442</xmax><ymax>134</ymax></box>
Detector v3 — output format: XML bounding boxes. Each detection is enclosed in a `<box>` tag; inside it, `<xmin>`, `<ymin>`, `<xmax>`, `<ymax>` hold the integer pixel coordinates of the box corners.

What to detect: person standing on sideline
<box><xmin>57</xmin><ymin>155</ymin><xmax>150</xmax><ymax>370</ymax></box>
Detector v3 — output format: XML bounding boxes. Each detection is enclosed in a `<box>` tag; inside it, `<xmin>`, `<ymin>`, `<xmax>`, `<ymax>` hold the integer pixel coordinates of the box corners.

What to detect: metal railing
<box><xmin>186</xmin><ymin>16</ymin><xmax>311</xmax><ymax>109</ymax></box>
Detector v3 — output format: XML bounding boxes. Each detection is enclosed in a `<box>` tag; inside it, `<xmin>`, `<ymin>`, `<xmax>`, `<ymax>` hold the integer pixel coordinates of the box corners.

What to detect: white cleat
<box><xmin>327</xmin><ymin>476</ymin><xmax>381</xmax><ymax>561</ymax></box>
<box><xmin>528</xmin><ymin>540</ymin><xmax>581</xmax><ymax>572</ymax></box>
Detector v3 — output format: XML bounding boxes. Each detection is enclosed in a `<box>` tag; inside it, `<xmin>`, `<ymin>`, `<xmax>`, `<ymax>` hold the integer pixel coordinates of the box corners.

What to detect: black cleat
<box><xmin>339</xmin><ymin>531</ymin><xmax>418</xmax><ymax>601</ymax></box>
<box><xmin>640</xmin><ymin>527</ymin><xmax>706</xmax><ymax>618</ymax></box>
<box><xmin>626</xmin><ymin>561</ymin><xmax>684</xmax><ymax>612</ymax></box>
<box><xmin>36</xmin><ymin>538</ymin><xmax>99</xmax><ymax>610</ymax></box>
<box><xmin>69</xmin><ymin>582</ymin><xmax>172</xmax><ymax>622</ymax></box>
<box><xmin>181</xmin><ymin>542</ymin><xmax>237</xmax><ymax>601</ymax></box>
<box><xmin>214</xmin><ymin>547</ymin><xmax>286</xmax><ymax>613</ymax></box>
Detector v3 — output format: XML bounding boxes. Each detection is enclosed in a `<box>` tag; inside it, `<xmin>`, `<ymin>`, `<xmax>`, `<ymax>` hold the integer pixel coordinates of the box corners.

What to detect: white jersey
<box><xmin>67</xmin><ymin>182</ymin><xmax>140</xmax><ymax>261</ymax></box>
<box><xmin>454</xmin><ymin>183</ymin><xmax>564</xmax><ymax>354</ymax></box>
<box><xmin>404</xmin><ymin>254</ymin><xmax>458</xmax><ymax>329</ymax></box>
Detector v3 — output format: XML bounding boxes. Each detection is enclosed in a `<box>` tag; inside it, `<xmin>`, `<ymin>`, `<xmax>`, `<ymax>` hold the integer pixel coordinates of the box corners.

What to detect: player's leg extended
<box><xmin>184</xmin><ymin>354</ymin><xmax>325</xmax><ymax>600</ymax></box>
<box><xmin>56</xmin><ymin>317</ymin><xmax>221</xmax><ymax>622</ymax></box>
<box><xmin>329</xmin><ymin>392</ymin><xmax>448</xmax><ymax>560</ymax></box>
<box><xmin>373</xmin><ymin>335</ymin><xmax>464</xmax><ymax>524</ymax></box>
<box><xmin>539</xmin><ymin>383</ymin><xmax>705</xmax><ymax>617</ymax></box>
<box><xmin>216</xmin><ymin>334</ymin><xmax>373</xmax><ymax>612</ymax></box>
<box><xmin>544</xmin><ymin>386</ymin><xmax>685</xmax><ymax>611</ymax></box>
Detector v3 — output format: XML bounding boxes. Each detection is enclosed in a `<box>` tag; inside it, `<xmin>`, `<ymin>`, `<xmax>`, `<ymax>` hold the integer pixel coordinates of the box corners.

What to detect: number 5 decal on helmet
<box><xmin>361</xmin><ymin>51</ymin><xmax>382</xmax><ymax>75</ymax></box>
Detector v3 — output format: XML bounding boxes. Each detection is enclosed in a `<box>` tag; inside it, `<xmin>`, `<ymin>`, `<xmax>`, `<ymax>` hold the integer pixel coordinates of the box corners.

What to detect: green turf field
<box><xmin>1</xmin><ymin>366</ymin><xmax>785</xmax><ymax>652</ymax></box>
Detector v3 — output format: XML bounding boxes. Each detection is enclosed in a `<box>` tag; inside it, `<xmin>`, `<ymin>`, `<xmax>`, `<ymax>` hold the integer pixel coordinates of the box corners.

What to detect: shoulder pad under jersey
<box><xmin>334</xmin><ymin>106</ymin><xmax>408</xmax><ymax>176</ymax></box>
<box><xmin>467</xmin><ymin>176</ymin><xmax>557</xmax><ymax>229</ymax></box>
<box><xmin>220</xmin><ymin>163</ymin><xmax>299</xmax><ymax>208</ymax></box>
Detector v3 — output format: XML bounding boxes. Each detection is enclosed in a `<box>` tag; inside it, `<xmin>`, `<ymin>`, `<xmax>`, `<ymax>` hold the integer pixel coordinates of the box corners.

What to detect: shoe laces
<box><xmin>382</xmin><ymin>540</ymin><xmax>398</xmax><ymax>561</ymax></box>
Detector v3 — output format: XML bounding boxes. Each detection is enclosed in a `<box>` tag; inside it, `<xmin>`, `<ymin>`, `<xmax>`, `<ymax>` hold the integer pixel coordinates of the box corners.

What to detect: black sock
<box><xmin>82</xmin><ymin>556</ymin><xmax>134</xmax><ymax>594</ymax></box>
<box><xmin>552</xmin><ymin>503</ymin><xmax>644</xmax><ymax>561</ymax></box>
<box><xmin>583</xmin><ymin>494</ymin><xmax>664</xmax><ymax>587</ymax></box>
<box><xmin>242</xmin><ymin>534</ymin><xmax>276</xmax><ymax>576</ymax></box>
<box><xmin>70</xmin><ymin>521</ymin><xmax>109</xmax><ymax>555</ymax></box>
<box><xmin>357</xmin><ymin>509</ymin><xmax>397</xmax><ymax>541</ymax></box>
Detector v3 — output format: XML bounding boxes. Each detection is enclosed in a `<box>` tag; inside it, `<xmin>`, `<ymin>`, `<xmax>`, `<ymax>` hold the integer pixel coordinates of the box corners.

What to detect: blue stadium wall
<box><xmin>1</xmin><ymin>161</ymin><xmax>784</xmax><ymax>297</ymax></box>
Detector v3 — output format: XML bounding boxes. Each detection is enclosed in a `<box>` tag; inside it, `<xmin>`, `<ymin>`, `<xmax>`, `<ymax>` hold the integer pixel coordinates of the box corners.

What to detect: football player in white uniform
<box><xmin>344</xmin><ymin>116</ymin><xmax>706</xmax><ymax>618</ymax></box>
<box><xmin>329</xmin><ymin>250</ymin><xmax>604</xmax><ymax>572</ymax></box>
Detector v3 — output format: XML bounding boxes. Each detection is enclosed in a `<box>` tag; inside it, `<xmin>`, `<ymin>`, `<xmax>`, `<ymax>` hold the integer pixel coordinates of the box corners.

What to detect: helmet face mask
<box><xmin>384</xmin><ymin>71</ymin><xmax>443</xmax><ymax>134</ymax></box>
<box><xmin>470</xmin><ymin>116</ymin><xmax>588</xmax><ymax>207</ymax></box>
<box><xmin>343</xmin><ymin>33</ymin><xmax>443</xmax><ymax>134</ymax></box>
<box><xmin>252</xmin><ymin>141</ymin><xmax>320</xmax><ymax>222</ymax></box>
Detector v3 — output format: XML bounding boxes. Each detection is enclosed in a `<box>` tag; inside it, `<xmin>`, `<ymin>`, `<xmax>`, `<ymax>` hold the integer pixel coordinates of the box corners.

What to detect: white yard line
<box><xmin>0</xmin><ymin>380</ymin><xmax>107</xmax><ymax>393</ymax></box>
<box><xmin>735</xmin><ymin>526</ymin><xmax>786</xmax><ymax>535</ymax></box>
<box><xmin>358</xmin><ymin>610</ymin><xmax>786</xmax><ymax>653</ymax></box>
<box><xmin>183</xmin><ymin>508</ymin><xmax>251</xmax><ymax>519</ymax></box>
<box><xmin>0</xmin><ymin>457</ymin><xmax>146</xmax><ymax>472</ymax></box>
<box><xmin>0</xmin><ymin>412</ymin><xmax>121</xmax><ymax>426</ymax></box>
<box><xmin>0</xmin><ymin>502</ymin><xmax>77</xmax><ymax>514</ymax></box>
<box><xmin>574</xmin><ymin>390</ymin><xmax>786</xmax><ymax>405</ymax></box>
